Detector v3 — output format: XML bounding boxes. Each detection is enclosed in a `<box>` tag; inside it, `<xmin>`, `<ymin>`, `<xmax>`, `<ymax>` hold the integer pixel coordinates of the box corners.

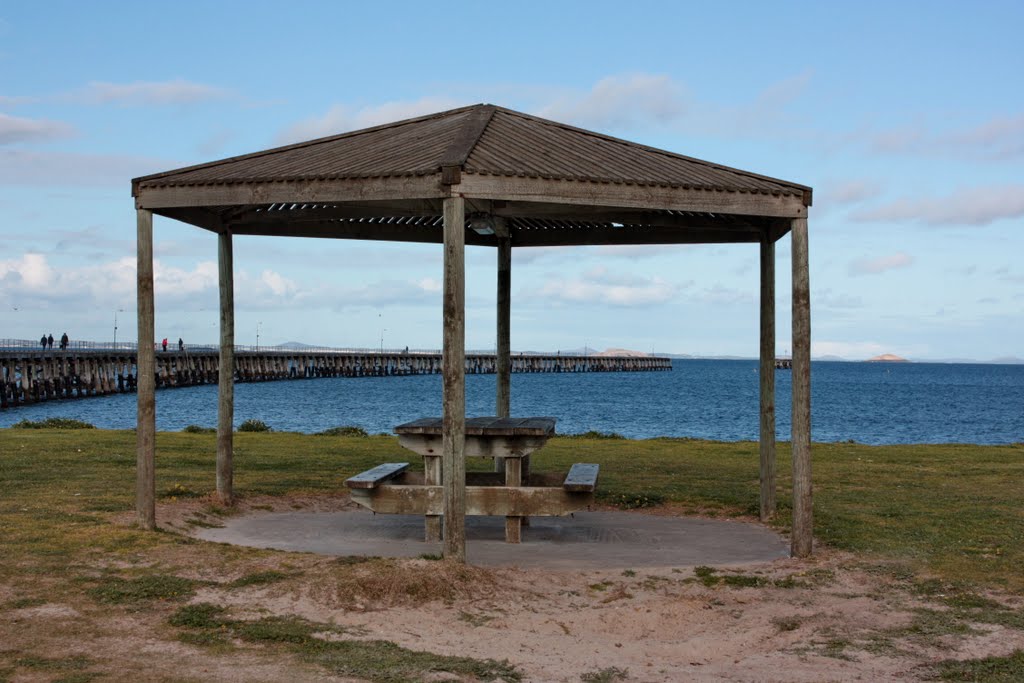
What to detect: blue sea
<box><xmin>1</xmin><ymin>360</ymin><xmax>1022</xmax><ymax>445</ymax></box>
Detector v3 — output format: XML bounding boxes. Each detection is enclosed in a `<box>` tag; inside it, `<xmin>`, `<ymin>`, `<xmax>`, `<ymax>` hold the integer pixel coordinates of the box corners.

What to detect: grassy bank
<box><xmin>2</xmin><ymin>428</ymin><xmax>1021</xmax><ymax>591</ymax></box>
<box><xmin>1</xmin><ymin>428</ymin><xmax>1023</xmax><ymax>680</ymax></box>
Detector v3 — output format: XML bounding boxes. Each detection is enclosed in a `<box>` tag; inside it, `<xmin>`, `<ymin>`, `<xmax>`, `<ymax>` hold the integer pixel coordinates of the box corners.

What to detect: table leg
<box><xmin>522</xmin><ymin>454</ymin><xmax>531</xmax><ymax>527</ymax></box>
<box><xmin>504</xmin><ymin>457</ymin><xmax>522</xmax><ymax>543</ymax></box>
<box><xmin>424</xmin><ymin>455</ymin><xmax>442</xmax><ymax>542</ymax></box>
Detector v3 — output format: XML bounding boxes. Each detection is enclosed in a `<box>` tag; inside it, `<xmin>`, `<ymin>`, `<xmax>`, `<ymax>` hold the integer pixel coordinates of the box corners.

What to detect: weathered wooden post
<box><xmin>442</xmin><ymin>194</ymin><xmax>466</xmax><ymax>562</ymax></box>
<box><xmin>759</xmin><ymin>232</ymin><xmax>776</xmax><ymax>521</ymax></box>
<box><xmin>790</xmin><ymin>217</ymin><xmax>812</xmax><ymax>557</ymax></box>
<box><xmin>495</xmin><ymin>219</ymin><xmax>511</xmax><ymax>479</ymax></box>
<box><xmin>217</xmin><ymin>228</ymin><xmax>235</xmax><ymax>505</ymax></box>
<box><xmin>136</xmin><ymin>208</ymin><xmax>156</xmax><ymax>530</ymax></box>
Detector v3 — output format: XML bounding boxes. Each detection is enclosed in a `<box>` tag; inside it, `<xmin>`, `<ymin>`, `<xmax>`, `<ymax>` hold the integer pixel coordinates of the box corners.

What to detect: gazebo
<box><xmin>131</xmin><ymin>104</ymin><xmax>813</xmax><ymax>561</ymax></box>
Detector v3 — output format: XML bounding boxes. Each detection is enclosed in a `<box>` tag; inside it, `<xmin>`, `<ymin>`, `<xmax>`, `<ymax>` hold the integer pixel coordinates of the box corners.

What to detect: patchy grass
<box><xmin>227</xmin><ymin>570</ymin><xmax>292</xmax><ymax>588</ymax></box>
<box><xmin>169</xmin><ymin>603</ymin><xmax>521</xmax><ymax>682</ymax></box>
<box><xmin>930</xmin><ymin>650</ymin><xmax>1024</xmax><ymax>681</ymax></box>
<box><xmin>88</xmin><ymin>574</ymin><xmax>203</xmax><ymax>605</ymax></box>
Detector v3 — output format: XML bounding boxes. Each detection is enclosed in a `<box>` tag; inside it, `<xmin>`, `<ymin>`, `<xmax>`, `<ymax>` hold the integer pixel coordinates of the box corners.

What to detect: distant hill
<box><xmin>595</xmin><ymin>348</ymin><xmax>649</xmax><ymax>357</ymax></box>
<box><xmin>866</xmin><ymin>354</ymin><xmax>909</xmax><ymax>362</ymax></box>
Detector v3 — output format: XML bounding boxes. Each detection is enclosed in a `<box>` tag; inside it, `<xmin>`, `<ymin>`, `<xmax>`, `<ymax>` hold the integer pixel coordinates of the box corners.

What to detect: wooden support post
<box><xmin>135</xmin><ymin>208</ymin><xmax>156</xmax><ymax>530</ymax></box>
<box><xmin>759</xmin><ymin>233</ymin><xmax>776</xmax><ymax>521</ymax></box>
<box><xmin>217</xmin><ymin>228</ymin><xmax>235</xmax><ymax>505</ymax></box>
<box><xmin>495</xmin><ymin>222</ymin><xmax>512</xmax><ymax>475</ymax></box>
<box><xmin>442</xmin><ymin>195</ymin><xmax>466</xmax><ymax>562</ymax></box>
<box><xmin>790</xmin><ymin>217</ymin><xmax>812</xmax><ymax>557</ymax></box>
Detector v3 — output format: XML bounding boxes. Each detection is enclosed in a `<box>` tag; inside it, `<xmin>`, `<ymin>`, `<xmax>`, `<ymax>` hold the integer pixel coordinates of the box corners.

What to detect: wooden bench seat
<box><xmin>563</xmin><ymin>463</ymin><xmax>600</xmax><ymax>492</ymax></box>
<box><xmin>345</xmin><ymin>462</ymin><xmax>409</xmax><ymax>489</ymax></box>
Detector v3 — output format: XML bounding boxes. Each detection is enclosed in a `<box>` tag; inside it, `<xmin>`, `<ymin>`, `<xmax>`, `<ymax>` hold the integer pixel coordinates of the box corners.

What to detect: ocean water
<box><xmin>1</xmin><ymin>360</ymin><xmax>1022</xmax><ymax>445</ymax></box>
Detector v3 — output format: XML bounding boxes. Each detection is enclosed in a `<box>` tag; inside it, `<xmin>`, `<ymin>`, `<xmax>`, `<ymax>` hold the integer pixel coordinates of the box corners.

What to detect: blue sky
<box><xmin>1</xmin><ymin>1</ymin><xmax>1021</xmax><ymax>360</ymax></box>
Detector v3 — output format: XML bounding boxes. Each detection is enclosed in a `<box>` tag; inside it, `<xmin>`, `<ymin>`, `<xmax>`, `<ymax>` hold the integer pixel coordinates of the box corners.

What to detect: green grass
<box><xmin>1</xmin><ymin>430</ymin><xmax>1022</xmax><ymax>590</ymax></box>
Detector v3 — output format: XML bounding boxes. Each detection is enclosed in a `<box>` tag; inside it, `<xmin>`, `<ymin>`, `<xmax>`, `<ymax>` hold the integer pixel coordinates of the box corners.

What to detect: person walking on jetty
<box><xmin>60</xmin><ymin>332</ymin><xmax>69</xmax><ymax>350</ymax></box>
<box><xmin>47</xmin><ymin>333</ymin><xmax>53</xmax><ymax>349</ymax></box>
<box><xmin>161</xmin><ymin>338</ymin><xmax>168</xmax><ymax>352</ymax></box>
<box><xmin>40</xmin><ymin>334</ymin><xmax>47</xmax><ymax>350</ymax></box>
<box><xmin>178</xmin><ymin>337</ymin><xmax>184</xmax><ymax>352</ymax></box>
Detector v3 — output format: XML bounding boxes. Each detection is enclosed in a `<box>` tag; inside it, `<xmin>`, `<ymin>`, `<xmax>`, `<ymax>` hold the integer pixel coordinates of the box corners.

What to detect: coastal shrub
<box><xmin>563</xmin><ymin>430</ymin><xmax>625</xmax><ymax>440</ymax></box>
<box><xmin>10</xmin><ymin>417</ymin><xmax>95</xmax><ymax>430</ymax></box>
<box><xmin>182</xmin><ymin>425</ymin><xmax>215</xmax><ymax>434</ymax></box>
<box><xmin>316</xmin><ymin>426</ymin><xmax>369</xmax><ymax>437</ymax></box>
<box><xmin>160</xmin><ymin>483</ymin><xmax>204</xmax><ymax>499</ymax></box>
<box><xmin>238</xmin><ymin>419</ymin><xmax>272</xmax><ymax>433</ymax></box>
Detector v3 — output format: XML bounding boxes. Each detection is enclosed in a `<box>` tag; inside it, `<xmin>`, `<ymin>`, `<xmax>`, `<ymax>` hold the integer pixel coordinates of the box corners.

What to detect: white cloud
<box><xmin>74</xmin><ymin>79</ymin><xmax>230</xmax><ymax>106</ymax></box>
<box><xmin>0</xmin><ymin>252</ymin><xmax>52</xmax><ymax>288</ymax></box>
<box><xmin>852</xmin><ymin>185</ymin><xmax>1024</xmax><ymax>227</ymax></box>
<box><xmin>848</xmin><ymin>252</ymin><xmax>912</xmax><ymax>276</ymax></box>
<box><xmin>417</xmin><ymin>277</ymin><xmax>442</xmax><ymax>293</ymax></box>
<box><xmin>277</xmin><ymin>96</ymin><xmax>466</xmax><ymax>144</ymax></box>
<box><xmin>0</xmin><ymin>112</ymin><xmax>74</xmax><ymax>145</ymax></box>
<box><xmin>529</xmin><ymin>266</ymin><xmax>677</xmax><ymax>307</ymax></box>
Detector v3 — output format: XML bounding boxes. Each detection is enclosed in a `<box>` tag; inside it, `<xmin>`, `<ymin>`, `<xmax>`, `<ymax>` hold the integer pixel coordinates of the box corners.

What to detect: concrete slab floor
<box><xmin>196</xmin><ymin>510</ymin><xmax>790</xmax><ymax>570</ymax></box>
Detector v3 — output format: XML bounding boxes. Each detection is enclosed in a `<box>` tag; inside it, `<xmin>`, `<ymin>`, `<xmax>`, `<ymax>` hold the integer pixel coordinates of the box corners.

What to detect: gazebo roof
<box><xmin>132</xmin><ymin>104</ymin><xmax>811</xmax><ymax>246</ymax></box>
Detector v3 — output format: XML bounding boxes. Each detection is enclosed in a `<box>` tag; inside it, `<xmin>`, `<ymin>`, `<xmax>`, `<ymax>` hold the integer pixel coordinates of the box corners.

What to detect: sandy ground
<box><xmin>4</xmin><ymin>495</ymin><xmax>1023</xmax><ymax>682</ymax></box>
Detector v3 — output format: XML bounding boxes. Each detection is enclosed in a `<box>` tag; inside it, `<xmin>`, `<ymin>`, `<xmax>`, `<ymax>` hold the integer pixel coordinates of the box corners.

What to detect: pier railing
<box><xmin>0</xmin><ymin>340</ymin><xmax>672</xmax><ymax>409</ymax></box>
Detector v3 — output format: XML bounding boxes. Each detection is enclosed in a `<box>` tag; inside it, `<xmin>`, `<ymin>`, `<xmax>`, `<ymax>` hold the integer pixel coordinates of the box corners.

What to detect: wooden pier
<box><xmin>0</xmin><ymin>345</ymin><xmax>671</xmax><ymax>409</ymax></box>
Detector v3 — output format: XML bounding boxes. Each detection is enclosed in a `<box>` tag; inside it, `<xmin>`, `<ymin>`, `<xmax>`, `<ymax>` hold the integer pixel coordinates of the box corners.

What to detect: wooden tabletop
<box><xmin>394</xmin><ymin>416</ymin><xmax>556</xmax><ymax>437</ymax></box>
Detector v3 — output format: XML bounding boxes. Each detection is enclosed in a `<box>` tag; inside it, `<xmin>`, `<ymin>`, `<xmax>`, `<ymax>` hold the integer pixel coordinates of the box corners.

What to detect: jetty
<box><xmin>0</xmin><ymin>340</ymin><xmax>671</xmax><ymax>409</ymax></box>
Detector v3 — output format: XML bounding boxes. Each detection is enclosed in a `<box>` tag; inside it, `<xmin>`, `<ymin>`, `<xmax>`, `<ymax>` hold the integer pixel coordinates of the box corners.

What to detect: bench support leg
<box><xmin>424</xmin><ymin>455</ymin><xmax>442</xmax><ymax>542</ymax></box>
<box><xmin>504</xmin><ymin>458</ymin><xmax>522</xmax><ymax>543</ymax></box>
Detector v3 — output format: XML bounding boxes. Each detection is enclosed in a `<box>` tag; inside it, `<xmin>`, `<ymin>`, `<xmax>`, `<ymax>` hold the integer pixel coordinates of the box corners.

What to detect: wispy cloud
<box><xmin>696</xmin><ymin>284</ymin><xmax>753</xmax><ymax>305</ymax></box>
<box><xmin>816</xmin><ymin>288</ymin><xmax>864</xmax><ymax>308</ymax></box>
<box><xmin>535</xmin><ymin>71</ymin><xmax>811</xmax><ymax>137</ymax></box>
<box><xmin>810</xmin><ymin>340</ymin><xmax>888</xmax><ymax>360</ymax></box>
<box><xmin>852</xmin><ymin>185</ymin><xmax>1024</xmax><ymax>227</ymax></box>
<box><xmin>0</xmin><ymin>113</ymin><xmax>74</xmax><ymax>145</ymax></box>
<box><xmin>848</xmin><ymin>252</ymin><xmax>913</xmax><ymax>276</ymax></box>
<box><xmin>528</xmin><ymin>266</ymin><xmax>678</xmax><ymax>307</ymax></box>
<box><xmin>0</xmin><ymin>149</ymin><xmax>178</xmax><ymax>186</ymax></box>
<box><xmin>857</xmin><ymin>112</ymin><xmax>1024</xmax><ymax>161</ymax></box>
<box><xmin>538</xmin><ymin>73</ymin><xmax>687</xmax><ymax>130</ymax></box>
<box><xmin>0</xmin><ymin>95</ymin><xmax>37</xmax><ymax>106</ymax></box>
<box><xmin>819</xmin><ymin>179</ymin><xmax>882</xmax><ymax>207</ymax></box>
<box><xmin>277</xmin><ymin>96</ymin><xmax>466</xmax><ymax>144</ymax></box>
<box><xmin>71</xmin><ymin>79</ymin><xmax>231</xmax><ymax>106</ymax></box>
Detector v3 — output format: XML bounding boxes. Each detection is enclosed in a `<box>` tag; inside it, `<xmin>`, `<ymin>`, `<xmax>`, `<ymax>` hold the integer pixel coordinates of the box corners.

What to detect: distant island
<box><xmin>866</xmin><ymin>354</ymin><xmax>909</xmax><ymax>363</ymax></box>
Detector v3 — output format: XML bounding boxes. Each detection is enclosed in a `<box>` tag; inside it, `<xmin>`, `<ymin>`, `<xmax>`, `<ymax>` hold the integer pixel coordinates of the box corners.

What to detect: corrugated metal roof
<box><xmin>133</xmin><ymin>104</ymin><xmax>809</xmax><ymax>200</ymax></box>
